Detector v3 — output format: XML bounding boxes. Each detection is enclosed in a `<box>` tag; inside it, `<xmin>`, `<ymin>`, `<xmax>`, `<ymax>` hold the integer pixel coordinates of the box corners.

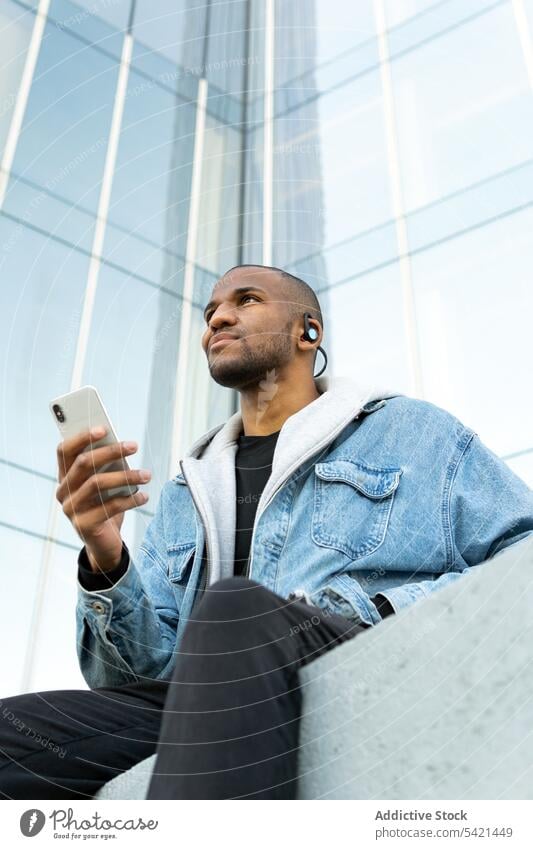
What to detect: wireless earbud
<box><xmin>302</xmin><ymin>312</ymin><xmax>319</xmax><ymax>342</ymax></box>
<box><xmin>302</xmin><ymin>312</ymin><xmax>328</xmax><ymax>378</ymax></box>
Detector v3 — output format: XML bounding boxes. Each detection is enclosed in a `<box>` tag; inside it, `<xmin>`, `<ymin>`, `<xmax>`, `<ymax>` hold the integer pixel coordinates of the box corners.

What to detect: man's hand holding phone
<box><xmin>55</xmin><ymin>428</ymin><xmax>151</xmax><ymax>574</ymax></box>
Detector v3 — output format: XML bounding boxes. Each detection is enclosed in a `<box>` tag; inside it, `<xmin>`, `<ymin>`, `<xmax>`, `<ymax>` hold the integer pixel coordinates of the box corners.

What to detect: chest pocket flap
<box><xmin>314</xmin><ymin>459</ymin><xmax>401</xmax><ymax>498</ymax></box>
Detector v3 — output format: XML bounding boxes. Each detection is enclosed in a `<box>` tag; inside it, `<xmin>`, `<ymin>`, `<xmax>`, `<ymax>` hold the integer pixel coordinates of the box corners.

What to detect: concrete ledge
<box><xmin>297</xmin><ymin>535</ymin><xmax>533</xmax><ymax>799</ymax></box>
<box><xmin>95</xmin><ymin>535</ymin><xmax>533</xmax><ymax>799</ymax></box>
<box><xmin>94</xmin><ymin>754</ymin><xmax>156</xmax><ymax>800</ymax></box>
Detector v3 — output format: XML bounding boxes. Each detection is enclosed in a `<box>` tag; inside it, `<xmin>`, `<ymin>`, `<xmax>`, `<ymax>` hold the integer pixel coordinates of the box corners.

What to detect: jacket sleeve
<box><xmin>378</xmin><ymin>428</ymin><xmax>533</xmax><ymax>614</ymax></box>
<box><xmin>75</xmin><ymin>483</ymin><xmax>180</xmax><ymax>688</ymax></box>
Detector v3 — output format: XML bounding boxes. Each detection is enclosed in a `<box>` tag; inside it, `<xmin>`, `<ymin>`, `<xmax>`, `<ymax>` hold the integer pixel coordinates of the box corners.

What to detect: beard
<box><xmin>207</xmin><ymin>326</ymin><xmax>294</xmax><ymax>390</ymax></box>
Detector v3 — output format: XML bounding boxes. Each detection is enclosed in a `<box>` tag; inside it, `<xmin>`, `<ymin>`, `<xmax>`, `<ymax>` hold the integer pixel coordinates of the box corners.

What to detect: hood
<box><xmin>178</xmin><ymin>373</ymin><xmax>404</xmax><ymax>584</ymax></box>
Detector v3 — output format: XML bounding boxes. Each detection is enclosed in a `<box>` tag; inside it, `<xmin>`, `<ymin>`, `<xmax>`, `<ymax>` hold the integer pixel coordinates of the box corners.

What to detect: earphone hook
<box><xmin>313</xmin><ymin>346</ymin><xmax>327</xmax><ymax>379</ymax></box>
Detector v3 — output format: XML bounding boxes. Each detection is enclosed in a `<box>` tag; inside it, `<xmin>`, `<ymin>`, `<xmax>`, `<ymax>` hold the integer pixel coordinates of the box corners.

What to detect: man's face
<box><xmin>201</xmin><ymin>268</ymin><xmax>296</xmax><ymax>390</ymax></box>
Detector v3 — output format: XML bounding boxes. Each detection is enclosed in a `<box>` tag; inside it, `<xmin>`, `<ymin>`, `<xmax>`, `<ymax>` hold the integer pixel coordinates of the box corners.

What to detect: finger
<box><xmin>71</xmin><ymin>468</ymin><xmax>151</xmax><ymax>509</ymax></box>
<box><xmin>56</xmin><ymin>426</ymin><xmax>107</xmax><ymax>481</ymax></box>
<box><xmin>57</xmin><ymin>440</ymin><xmax>138</xmax><ymax>501</ymax></box>
<box><xmin>71</xmin><ymin>491</ymin><xmax>149</xmax><ymax>536</ymax></box>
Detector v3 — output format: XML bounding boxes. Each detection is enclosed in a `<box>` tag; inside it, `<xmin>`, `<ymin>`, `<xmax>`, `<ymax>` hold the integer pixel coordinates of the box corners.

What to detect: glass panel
<box><xmin>0</xmin><ymin>221</ymin><xmax>90</xmax><ymax>476</ymax></box>
<box><xmin>406</xmin><ymin>159</ymin><xmax>533</xmax><ymax>255</ymax></box>
<box><xmin>0</xmin><ymin>1</ymin><xmax>34</xmax><ymax>159</ymax></box>
<box><xmin>7</xmin><ymin>13</ymin><xmax>119</xmax><ymax>211</ymax></box>
<box><xmin>295</xmin><ymin>219</ymin><xmax>398</xmax><ymax>295</ymax></box>
<box><xmin>390</xmin><ymin>2</ymin><xmax>533</xmax><ymax>212</ymax></box>
<box><xmin>273</xmin><ymin>62</ymin><xmax>394</xmax><ymax>317</ymax></box>
<box><xmin>3</xmin><ymin>173</ymin><xmax>96</xmax><ymax>251</ymax></box>
<box><xmin>412</xmin><ymin>207</ymin><xmax>533</xmax><ymax>457</ymax></box>
<box><xmin>47</xmin><ymin>0</ymin><xmax>124</xmax><ymax>59</ymax></box>
<box><xmin>326</xmin><ymin>262</ymin><xmax>413</xmax><ymax>392</ymax></box>
<box><xmin>384</xmin><ymin>0</ymin><xmax>435</xmax><ymax>29</ymax></box>
<box><xmin>133</xmin><ymin>0</ymin><xmax>205</xmax><ymax>65</ymax></box>
<box><xmin>242</xmin><ymin>125</ymin><xmax>263</xmax><ymax>264</ymax></box>
<box><xmin>313</xmin><ymin>0</ymin><xmax>376</xmax><ymax>65</ymax></box>
<box><xmin>525</xmin><ymin>0</ymin><xmax>533</xmax><ymax>34</ymax></box>
<box><xmin>245</xmin><ymin>0</ymin><xmax>266</xmax><ymax>127</ymax></box>
<box><xmin>67</xmin><ymin>0</ymin><xmax>132</xmax><ymax>32</ymax></box>
<box><xmin>26</xmin><ymin>541</ymin><xmax>88</xmax><ymax>692</ymax></box>
<box><xmin>275</xmin><ymin>0</ymin><xmax>378</xmax><ymax>103</ymax></box>
<box><xmin>195</xmin><ymin>113</ymin><xmax>242</xmax><ymax>274</ymax></box>
<box><xmin>134</xmin><ymin>0</ymin><xmax>248</xmax><ymax>102</ymax></box>
<box><xmin>387</xmin><ymin>0</ymin><xmax>502</xmax><ymax>54</ymax></box>
<box><xmin>102</xmin><ymin>230</ymin><xmax>176</xmax><ymax>289</ymax></box>
<box><xmin>0</xmin><ymin>526</ymin><xmax>43</xmax><ymax>695</ymax></box>
<box><xmin>201</xmin><ymin>0</ymin><xmax>249</xmax><ymax>98</ymax></box>
<box><xmin>102</xmin><ymin>63</ymin><xmax>197</xmax><ymax>284</ymax></box>
<box><xmin>0</xmin><ymin>463</ymin><xmax>55</xmax><ymax>541</ymax></box>
<box><xmin>276</xmin><ymin>74</ymin><xmax>391</xmax><ymax>258</ymax></box>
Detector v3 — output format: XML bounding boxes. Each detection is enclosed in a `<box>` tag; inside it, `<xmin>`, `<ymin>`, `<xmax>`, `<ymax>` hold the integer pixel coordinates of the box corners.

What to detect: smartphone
<box><xmin>49</xmin><ymin>385</ymin><xmax>139</xmax><ymax>502</ymax></box>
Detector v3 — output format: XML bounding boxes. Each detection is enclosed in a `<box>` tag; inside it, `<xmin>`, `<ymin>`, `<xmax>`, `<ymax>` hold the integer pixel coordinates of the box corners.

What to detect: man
<box><xmin>1</xmin><ymin>264</ymin><xmax>532</xmax><ymax>800</ymax></box>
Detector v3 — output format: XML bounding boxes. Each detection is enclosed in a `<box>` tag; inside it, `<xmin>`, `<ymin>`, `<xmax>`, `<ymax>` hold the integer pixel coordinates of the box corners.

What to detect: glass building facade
<box><xmin>1</xmin><ymin>0</ymin><xmax>532</xmax><ymax>695</ymax></box>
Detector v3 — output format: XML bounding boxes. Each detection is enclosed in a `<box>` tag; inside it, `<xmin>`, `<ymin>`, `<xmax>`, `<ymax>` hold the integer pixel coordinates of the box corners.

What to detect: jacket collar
<box><xmin>182</xmin><ymin>374</ymin><xmax>400</xmax><ymax>462</ymax></box>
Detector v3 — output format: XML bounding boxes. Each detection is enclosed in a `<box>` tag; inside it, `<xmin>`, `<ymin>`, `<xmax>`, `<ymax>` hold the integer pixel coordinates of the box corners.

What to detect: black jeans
<box><xmin>0</xmin><ymin>577</ymin><xmax>369</xmax><ymax>800</ymax></box>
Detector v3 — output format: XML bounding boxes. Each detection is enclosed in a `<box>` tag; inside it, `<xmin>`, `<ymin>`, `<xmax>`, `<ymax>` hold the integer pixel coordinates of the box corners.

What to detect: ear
<box><xmin>297</xmin><ymin>317</ymin><xmax>322</xmax><ymax>350</ymax></box>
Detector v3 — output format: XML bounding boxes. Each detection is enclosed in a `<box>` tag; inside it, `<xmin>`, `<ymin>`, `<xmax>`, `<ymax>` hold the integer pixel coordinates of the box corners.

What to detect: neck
<box><xmin>239</xmin><ymin>371</ymin><xmax>321</xmax><ymax>436</ymax></box>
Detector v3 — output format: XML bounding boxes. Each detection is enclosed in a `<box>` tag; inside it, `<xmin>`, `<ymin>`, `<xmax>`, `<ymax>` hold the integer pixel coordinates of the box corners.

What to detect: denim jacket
<box><xmin>76</xmin><ymin>375</ymin><xmax>533</xmax><ymax>687</ymax></box>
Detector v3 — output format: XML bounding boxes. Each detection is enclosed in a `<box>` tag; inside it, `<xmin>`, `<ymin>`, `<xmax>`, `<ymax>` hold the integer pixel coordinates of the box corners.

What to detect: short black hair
<box><xmin>222</xmin><ymin>264</ymin><xmax>323</xmax><ymax>331</ymax></box>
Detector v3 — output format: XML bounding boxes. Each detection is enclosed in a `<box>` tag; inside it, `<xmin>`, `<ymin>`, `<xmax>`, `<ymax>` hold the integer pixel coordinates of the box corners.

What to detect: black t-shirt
<box><xmin>234</xmin><ymin>429</ymin><xmax>280</xmax><ymax>575</ymax></box>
